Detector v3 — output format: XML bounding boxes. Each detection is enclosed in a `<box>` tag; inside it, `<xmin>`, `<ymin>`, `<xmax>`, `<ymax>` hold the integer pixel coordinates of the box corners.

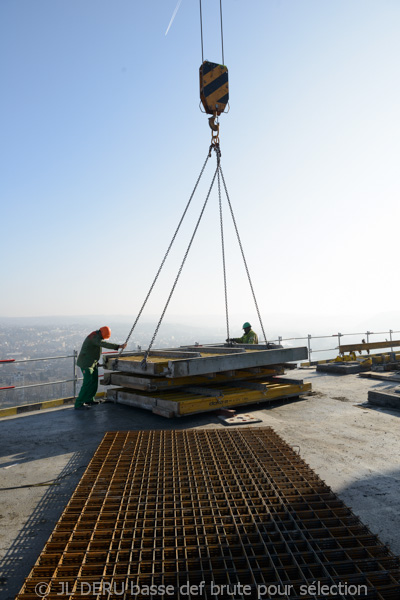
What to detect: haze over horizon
<box><xmin>1</xmin><ymin>310</ymin><xmax>400</xmax><ymax>342</ymax></box>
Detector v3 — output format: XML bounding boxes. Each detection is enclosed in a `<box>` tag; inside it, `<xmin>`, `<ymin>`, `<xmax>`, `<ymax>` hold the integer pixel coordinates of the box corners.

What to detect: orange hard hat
<box><xmin>100</xmin><ymin>326</ymin><xmax>111</xmax><ymax>339</ymax></box>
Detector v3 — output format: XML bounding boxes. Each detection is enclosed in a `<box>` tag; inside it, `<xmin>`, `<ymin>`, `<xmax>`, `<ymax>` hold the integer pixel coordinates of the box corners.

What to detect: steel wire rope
<box><xmin>142</xmin><ymin>152</ymin><xmax>220</xmax><ymax>364</ymax></box>
<box><xmin>117</xmin><ymin>151</ymin><xmax>211</xmax><ymax>357</ymax></box>
<box><xmin>199</xmin><ymin>0</ymin><xmax>225</xmax><ymax>64</ymax></box>
<box><xmin>219</xmin><ymin>165</ymin><xmax>268</xmax><ymax>344</ymax></box>
<box><xmin>217</xmin><ymin>157</ymin><xmax>230</xmax><ymax>342</ymax></box>
<box><xmin>199</xmin><ymin>0</ymin><xmax>204</xmax><ymax>63</ymax></box>
<box><xmin>219</xmin><ymin>0</ymin><xmax>225</xmax><ymax>65</ymax></box>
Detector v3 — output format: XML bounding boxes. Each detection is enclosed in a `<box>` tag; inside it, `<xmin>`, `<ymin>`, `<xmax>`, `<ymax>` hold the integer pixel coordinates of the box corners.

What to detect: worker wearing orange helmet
<box><xmin>74</xmin><ymin>327</ymin><xmax>127</xmax><ymax>410</ymax></box>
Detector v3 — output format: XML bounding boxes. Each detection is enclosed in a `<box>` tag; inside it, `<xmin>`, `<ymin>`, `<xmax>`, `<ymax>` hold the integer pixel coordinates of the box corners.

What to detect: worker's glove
<box><xmin>119</xmin><ymin>343</ymin><xmax>127</xmax><ymax>350</ymax></box>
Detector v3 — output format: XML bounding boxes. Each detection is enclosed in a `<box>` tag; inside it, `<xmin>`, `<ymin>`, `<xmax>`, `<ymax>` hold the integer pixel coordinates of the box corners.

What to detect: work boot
<box><xmin>75</xmin><ymin>404</ymin><xmax>91</xmax><ymax>410</ymax></box>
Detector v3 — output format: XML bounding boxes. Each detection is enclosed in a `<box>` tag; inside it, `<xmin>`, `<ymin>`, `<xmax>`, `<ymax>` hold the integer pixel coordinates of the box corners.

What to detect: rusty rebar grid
<box><xmin>16</xmin><ymin>428</ymin><xmax>400</xmax><ymax>599</ymax></box>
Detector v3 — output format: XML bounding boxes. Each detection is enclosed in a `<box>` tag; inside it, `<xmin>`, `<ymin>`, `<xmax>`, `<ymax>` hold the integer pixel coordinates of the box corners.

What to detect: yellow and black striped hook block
<box><xmin>199</xmin><ymin>60</ymin><xmax>229</xmax><ymax>116</ymax></box>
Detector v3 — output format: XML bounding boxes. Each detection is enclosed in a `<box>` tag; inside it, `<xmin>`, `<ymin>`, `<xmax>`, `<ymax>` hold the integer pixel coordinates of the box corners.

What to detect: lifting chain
<box><xmin>208</xmin><ymin>114</ymin><xmax>220</xmax><ymax>147</ymax></box>
<box><xmin>116</xmin><ymin>150</ymin><xmax>211</xmax><ymax>361</ymax></box>
<box><xmin>141</xmin><ymin>149</ymin><xmax>220</xmax><ymax>368</ymax></box>
<box><xmin>219</xmin><ymin>165</ymin><xmax>268</xmax><ymax>344</ymax></box>
<box><xmin>122</xmin><ymin>141</ymin><xmax>268</xmax><ymax>371</ymax></box>
<box><xmin>217</xmin><ymin>147</ymin><xmax>230</xmax><ymax>342</ymax></box>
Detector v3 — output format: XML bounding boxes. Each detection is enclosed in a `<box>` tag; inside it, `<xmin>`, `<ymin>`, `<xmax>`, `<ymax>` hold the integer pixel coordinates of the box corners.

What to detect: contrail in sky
<box><xmin>165</xmin><ymin>0</ymin><xmax>184</xmax><ymax>36</ymax></box>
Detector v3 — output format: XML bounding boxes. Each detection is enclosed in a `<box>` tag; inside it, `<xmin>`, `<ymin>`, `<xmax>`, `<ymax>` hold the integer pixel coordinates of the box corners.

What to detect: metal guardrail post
<box><xmin>366</xmin><ymin>330</ymin><xmax>371</xmax><ymax>343</ymax></box>
<box><xmin>73</xmin><ymin>349</ymin><xmax>77</xmax><ymax>398</ymax></box>
<box><xmin>337</xmin><ymin>332</ymin><xmax>342</xmax><ymax>353</ymax></box>
<box><xmin>307</xmin><ymin>334</ymin><xmax>312</xmax><ymax>363</ymax></box>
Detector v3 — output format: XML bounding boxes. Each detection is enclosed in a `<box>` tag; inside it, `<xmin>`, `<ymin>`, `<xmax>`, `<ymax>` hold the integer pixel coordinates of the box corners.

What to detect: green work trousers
<box><xmin>75</xmin><ymin>367</ymin><xmax>99</xmax><ymax>407</ymax></box>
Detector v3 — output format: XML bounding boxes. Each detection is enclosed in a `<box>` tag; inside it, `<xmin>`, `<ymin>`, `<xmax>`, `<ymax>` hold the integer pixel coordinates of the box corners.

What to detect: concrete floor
<box><xmin>1</xmin><ymin>368</ymin><xmax>399</xmax><ymax>599</ymax></box>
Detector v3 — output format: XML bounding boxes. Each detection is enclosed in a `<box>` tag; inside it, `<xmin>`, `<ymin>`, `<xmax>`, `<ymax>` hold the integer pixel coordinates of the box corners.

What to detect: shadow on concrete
<box><xmin>0</xmin><ymin>403</ymin><xmax>221</xmax><ymax>598</ymax></box>
<box><xmin>358</xmin><ymin>402</ymin><xmax>400</xmax><ymax>418</ymax></box>
<box><xmin>0</xmin><ymin>451</ymin><xmax>90</xmax><ymax>600</ymax></box>
<box><xmin>0</xmin><ymin>402</ymin><xmax>221</xmax><ymax>468</ymax></box>
<box><xmin>0</xmin><ymin>393</ymin><xmax>307</xmax><ymax>469</ymax></box>
<box><xmin>337</xmin><ymin>468</ymin><xmax>400</xmax><ymax>557</ymax></box>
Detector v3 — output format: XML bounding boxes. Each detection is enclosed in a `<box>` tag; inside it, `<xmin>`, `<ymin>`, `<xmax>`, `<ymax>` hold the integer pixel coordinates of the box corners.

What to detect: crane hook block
<box><xmin>199</xmin><ymin>61</ymin><xmax>229</xmax><ymax>116</ymax></box>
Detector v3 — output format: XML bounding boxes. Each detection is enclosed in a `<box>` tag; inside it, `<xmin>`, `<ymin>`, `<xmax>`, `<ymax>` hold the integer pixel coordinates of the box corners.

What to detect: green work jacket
<box><xmin>77</xmin><ymin>330</ymin><xmax>119</xmax><ymax>370</ymax></box>
<box><xmin>232</xmin><ymin>329</ymin><xmax>259</xmax><ymax>344</ymax></box>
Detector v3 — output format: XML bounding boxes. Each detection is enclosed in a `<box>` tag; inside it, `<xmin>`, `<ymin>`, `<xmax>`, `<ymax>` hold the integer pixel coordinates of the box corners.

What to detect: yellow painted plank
<box><xmin>339</xmin><ymin>340</ymin><xmax>400</xmax><ymax>353</ymax></box>
<box><xmin>177</xmin><ymin>382</ymin><xmax>312</xmax><ymax>415</ymax></box>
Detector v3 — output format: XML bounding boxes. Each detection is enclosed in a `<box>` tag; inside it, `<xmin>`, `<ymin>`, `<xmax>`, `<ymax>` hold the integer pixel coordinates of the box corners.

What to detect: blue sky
<box><xmin>2</xmin><ymin>1</ymin><xmax>400</xmax><ymax>334</ymax></box>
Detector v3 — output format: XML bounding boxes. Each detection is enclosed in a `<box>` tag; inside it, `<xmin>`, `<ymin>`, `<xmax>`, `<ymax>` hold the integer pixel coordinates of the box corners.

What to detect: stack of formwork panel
<box><xmin>102</xmin><ymin>344</ymin><xmax>311</xmax><ymax>417</ymax></box>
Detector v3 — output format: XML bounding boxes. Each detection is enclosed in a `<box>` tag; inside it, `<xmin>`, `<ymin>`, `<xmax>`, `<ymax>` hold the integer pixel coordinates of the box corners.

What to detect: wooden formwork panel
<box><xmin>107</xmin><ymin>379</ymin><xmax>312</xmax><ymax>418</ymax></box>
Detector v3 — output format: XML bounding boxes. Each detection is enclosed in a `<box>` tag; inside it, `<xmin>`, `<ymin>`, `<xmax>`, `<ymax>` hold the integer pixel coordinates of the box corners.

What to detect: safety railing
<box><xmin>271</xmin><ymin>329</ymin><xmax>400</xmax><ymax>364</ymax></box>
<box><xmin>0</xmin><ymin>353</ymin><xmax>78</xmax><ymax>396</ymax></box>
<box><xmin>1</xmin><ymin>329</ymin><xmax>399</xmax><ymax>409</ymax></box>
<box><xmin>0</xmin><ymin>350</ymin><xmax>120</xmax><ymax>409</ymax></box>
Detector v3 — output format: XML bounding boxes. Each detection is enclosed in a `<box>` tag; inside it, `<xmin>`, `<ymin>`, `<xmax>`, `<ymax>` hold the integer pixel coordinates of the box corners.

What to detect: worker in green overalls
<box><xmin>74</xmin><ymin>327</ymin><xmax>127</xmax><ymax>410</ymax></box>
<box><xmin>227</xmin><ymin>322</ymin><xmax>258</xmax><ymax>344</ymax></box>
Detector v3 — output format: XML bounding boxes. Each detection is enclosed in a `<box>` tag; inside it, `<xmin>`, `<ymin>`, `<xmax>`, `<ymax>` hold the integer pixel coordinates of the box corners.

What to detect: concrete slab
<box><xmin>168</xmin><ymin>346</ymin><xmax>308</xmax><ymax>377</ymax></box>
<box><xmin>360</xmin><ymin>371</ymin><xmax>400</xmax><ymax>383</ymax></box>
<box><xmin>107</xmin><ymin>346</ymin><xmax>308</xmax><ymax>377</ymax></box>
<box><xmin>316</xmin><ymin>361</ymin><xmax>366</xmax><ymax>374</ymax></box>
<box><xmin>368</xmin><ymin>389</ymin><xmax>400</xmax><ymax>409</ymax></box>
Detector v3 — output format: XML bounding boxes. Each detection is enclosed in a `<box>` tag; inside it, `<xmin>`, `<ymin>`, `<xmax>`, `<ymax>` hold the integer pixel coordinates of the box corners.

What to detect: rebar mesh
<box><xmin>16</xmin><ymin>428</ymin><xmax>400</xmax><ymax>599</ymax></box>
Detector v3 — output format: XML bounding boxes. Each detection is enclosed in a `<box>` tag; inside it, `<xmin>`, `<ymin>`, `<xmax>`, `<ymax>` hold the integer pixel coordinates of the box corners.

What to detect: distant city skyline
<box><xmin>2</xmin><ymin>1</ymin><xmax>400</xmax><ymax>324</ymax></box>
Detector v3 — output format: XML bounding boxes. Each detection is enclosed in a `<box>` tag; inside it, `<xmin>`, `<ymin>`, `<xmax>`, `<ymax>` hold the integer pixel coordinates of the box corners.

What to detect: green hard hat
<box><xmin>243</xmin><ymin>322</ymin><xmax>251</xmax><ymax>329</ymax></box>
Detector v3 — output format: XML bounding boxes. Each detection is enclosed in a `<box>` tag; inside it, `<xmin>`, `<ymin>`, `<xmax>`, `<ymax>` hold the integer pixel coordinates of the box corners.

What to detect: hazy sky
<box><xmin>2</xmin><ymin>1</ymin><xmax>400</xmax><ymax>333</ymax></box>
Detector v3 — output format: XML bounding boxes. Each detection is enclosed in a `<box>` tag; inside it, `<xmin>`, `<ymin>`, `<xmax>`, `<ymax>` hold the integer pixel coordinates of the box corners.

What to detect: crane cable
<box><xmin>199</xmin><ymin>0</ymin><xmax>204</xmax><ymax>63</ymax></box>
<box><xmin>120</xmin><ymin>0</ymin><xmax>267</xmax><ymax>362</ymax></box>
<box><xmin>219</xmin><ymin>0</ymin><xmax>225</xmax><ymax>65</ymax></box>
<box><xmin>199</xmin><ymin>0</ymin><xmax>225</xmax><ymax>65</ymax></box>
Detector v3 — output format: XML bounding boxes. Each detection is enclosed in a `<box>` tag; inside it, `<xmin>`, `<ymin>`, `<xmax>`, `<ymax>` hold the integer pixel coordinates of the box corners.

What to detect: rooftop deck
<box><xmin>1</xmin><ymin>368</ymin><xmax>399</xmax><ymax>599</ymax></box>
